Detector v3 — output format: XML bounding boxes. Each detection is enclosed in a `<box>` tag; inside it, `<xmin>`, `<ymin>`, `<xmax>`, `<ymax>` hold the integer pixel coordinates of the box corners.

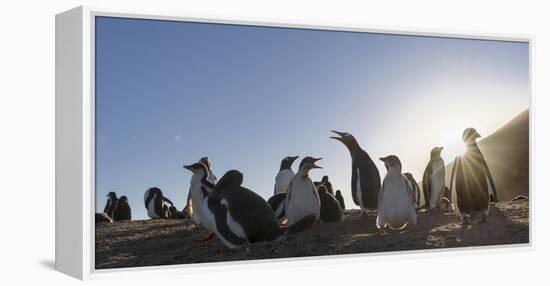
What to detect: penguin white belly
<box><xmin>147</xmin><ymin>195</ymin><xmax>159</xmax><ymax>219</ymax></box>
<box><xmin>190</xmin><ymin>180</ymin><xmax>207</xmax><ymax>225</ymax></box>
<box><xmin>275</xmin><ymin>170</ymin><xmax>294</xmax><ymax>194</ymax></box>
<box><xmin>286</xmin><ymin>179</ymin><xmax>320</xmax><ymax>225</ymax></box>
<box><xmin>429</xmin><ymin>160</ymin><xmax>445</xmax><ymax>209</ymax></box>
<box><xmin>356</xmin><ymin>169</ymin><xmax>364</xmax><ymax>210</ymax></box>
<box><xmin>377</xmin><ymin>176</ymin><xmax>416</xmax><ymax>230</ymax></box>
<box><xmin>200</xmin><ymin>198</ymin><xmax>217</xmax><ymax>234</ymax></box>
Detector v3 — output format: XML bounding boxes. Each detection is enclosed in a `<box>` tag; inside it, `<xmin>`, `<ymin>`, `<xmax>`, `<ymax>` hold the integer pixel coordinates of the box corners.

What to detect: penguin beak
<box><xmin>379</xmin><ymin>157</ymin><xmax>389</xmax><ymax>166</ymax></box>
<box><xmin>330</xmin><ymin>130</ymin><xmax>345</xmax><ymax>142</ymax></box>
<box><xmin>183</xmin><ymin>165</ymin><xmax>193</xmax><ymax>171</ymax></box>
<box><xmin>312</xmin><ymin>158</ymin><xmax>322</xmax><ymax>169</ymax></box>
<box><xmin>290</xmin><ymin>156</ymin><xmax>299</xmax><ymax>162</ymax></box>
<box><xmin>474</xmin><ymin>131</ymin><xmax>481</xmax><ymax>139</ymax></box>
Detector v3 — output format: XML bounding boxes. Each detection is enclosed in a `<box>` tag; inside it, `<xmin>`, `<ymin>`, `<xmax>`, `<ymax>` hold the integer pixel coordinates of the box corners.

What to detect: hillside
<box><xmin>418</xmin><ymin>109</ymin><xmax>529</xmax><ymax>205</ymax></box>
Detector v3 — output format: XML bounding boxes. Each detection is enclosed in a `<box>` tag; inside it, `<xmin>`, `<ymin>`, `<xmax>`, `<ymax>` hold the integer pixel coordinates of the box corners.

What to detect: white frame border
<box><xmin>56</xmin><ymin>5</ymin><xmax>534</xmax><ymax>280</ymax></box>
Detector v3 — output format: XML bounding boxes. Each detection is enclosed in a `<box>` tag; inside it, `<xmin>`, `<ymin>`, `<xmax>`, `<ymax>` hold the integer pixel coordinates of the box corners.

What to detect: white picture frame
<box><xmin>55</xmin><ymin>6</ymin><xmax>533</xmax><ymax>280</ymax></box>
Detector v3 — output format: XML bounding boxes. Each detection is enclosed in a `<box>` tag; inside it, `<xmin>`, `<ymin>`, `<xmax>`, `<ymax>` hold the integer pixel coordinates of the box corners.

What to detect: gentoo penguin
<box><xmin>422</xmin><ymin>147</ymin><xmax>446</xmax><ymax>211</ymax></box>
<box><xmin>285</xmin><ymin>157</ymin><xmax>322</xmax><ymax>226</ymax></box>
<box><xmin>112</xmin><ymin>195</ymin><xmax>131</xmax><ymax>221</ymax></box>
<box><xmin>377</xmin><ymin>155</ymin><xmax>417</xmax><ymax>232</ymax></box>
<box><xmin>95</xmin><ymin>213</ymin><xmax>112</xmax><ymax>224</ymax></box>
<box><xmin>331</xmin><ymin>130</ymin><xmax>381</xmax><ymax>214</ymax></box>
<box><xmin>267</xmin><ymin>192</ymin><xmax>287</xmax><ymax>221</ymax></box>
<box><xmin>103</xmin><ymin>191</ymin><xmax>118</xmax><ymax>218</ymax></box>
<box><xmin>318</xmin><ymin>185</ymin><xmax>344</xmax><ymax>222</ymax></box>
<box><xmin>335</xmin><ymin>190</ymin><xmax>346</xmax><ymax>210</ymax></box>
<box><xmin>184</xmin><ymin>157</ymin><xmax>217</xmax><ymax>219</ymax></box>
<box><xmin>274</xmin><ymin>156</ymin><xmax>299</xmax><ymax>194</ymax></box>
<box><xmin>314</xmin><ymin>176</ymin><xmax>334</xmax><ymax>195</ymax></box>
<box><xmin>450</xmin><ymin>128</ymin><xmax>497</xmax><ymax>223</ymax></box>
<box><xmin>403</xmin><ymin>172</ymin><xmax>421</xmax><ymax>207</ymax></box>
<box><xmin>183</xmin><ymin>162</ymin><xmax>216</xmax><ymax>230</ymax></box>
<box><xmin>167</xmin><ymin>206</ymin><xmax>187</xmax><ymax>219</ymax></box>
<box><xmin>205</xmin><ymin>170</ymin><xmax>315</xmax><ymax>249</ymax></box>
<box><xmin>143</xmin><ymin>187</ymin><xmax>174</xmax><ymax>219</ymax></box>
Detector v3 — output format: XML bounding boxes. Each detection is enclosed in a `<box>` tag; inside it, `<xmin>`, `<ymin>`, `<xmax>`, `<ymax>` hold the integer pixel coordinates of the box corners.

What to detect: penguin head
<box><xmin>119</xmin><ymin>195</ymin><xmax>128</xmax><ymax>202</ymax></box>
<box><xmin>216</xmin><ymin>170</ymin><xmax>244</xmax><ymax>189</ymax></box>
<box><xmin>318</xmin><ymin>184</ymin><xmax>328</xmax><ymax>195</ymax></box>
<box><xmin>298</xmin><ymin>157</ymin><xmax>322</xmax><ymax>175</ymax></box>
<box><xmin>183</xmin><ymin>162</ymin><xmax>210</xmax><ymax>177</ymax></box>
<box><xmin>430</xmin><ymin>147</ymin><xmax>444</xmax><ymax>158</ymax></box>
<box><xmin>199</xmin><ymin>156</ymin><xmax>212</xmax><ymax>169</ymax></box>
<box><xmin>379</xmin><ymin>155</ymin><xmax>402</xmax><ymax>172</ymax></box>
<box><xmin>462</xmin><ymin>128</ymin><xmax>481</xmax><ymax>143</ymax></box>
<box><xmin>322</xmin><ymin>175</ymin><xmax>329</xmax><ymax>182</ymax></box>
<box><xmin>106</xmin><ymin>191</ymin><xmax>117</xmax><ymax>199</ymax></box>
<box><xmin>336</xmin><ymin>189</ymin><xmax>342</xmax><ymax>196</ymax></box>
<box><xmin>280</xmin><ymin>156</ymin><xmax>299</xmax><ymax>170</ymax></box>
<box><xmin>330</xmin><ymin>130</ymin><xmax>360</xmax><ymax>151</ymax></box>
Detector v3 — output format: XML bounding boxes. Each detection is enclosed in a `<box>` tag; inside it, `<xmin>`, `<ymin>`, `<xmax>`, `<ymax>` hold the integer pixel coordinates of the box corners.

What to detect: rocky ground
<box><xmin>95</xmin><ymin>200</ymin><xmax>529</xmax><ymax>269</ymax></box>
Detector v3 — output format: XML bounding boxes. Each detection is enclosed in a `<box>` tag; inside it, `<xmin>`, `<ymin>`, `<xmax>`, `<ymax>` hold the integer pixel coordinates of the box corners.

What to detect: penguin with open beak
<box><xmin>330</xmin><ymin>130</ymin><xmax>381</xmax><ymax>215</ymax></box>
<box><xmin>285</xmin><ymin>157</ymin><xmax>323</xmax><ymax>226</ymax></box>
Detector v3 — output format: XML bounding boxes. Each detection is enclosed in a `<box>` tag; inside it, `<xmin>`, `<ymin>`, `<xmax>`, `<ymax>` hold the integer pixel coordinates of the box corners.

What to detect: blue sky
<box><xmin>95</xmin><ymin>16</ymin><xmax>529</xmax><ymax>219</ymax></box>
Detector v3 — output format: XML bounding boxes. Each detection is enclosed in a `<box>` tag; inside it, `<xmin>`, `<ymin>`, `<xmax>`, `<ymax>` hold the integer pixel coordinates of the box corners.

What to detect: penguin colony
<box><xmin>97</xmin><ymin>128</ymin><xmax>502</xmax><ymax>249</ymax></box>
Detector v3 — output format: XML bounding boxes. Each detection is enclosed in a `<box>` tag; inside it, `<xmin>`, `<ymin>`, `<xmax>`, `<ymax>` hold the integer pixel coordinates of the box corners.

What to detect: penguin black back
<box><xmin>335</xmin><ymin>190</ymin><xmax>346</xmax><ymax>210</ymax></box>
<box><xmin>318</xmin><ymin>185</ymin><xmax>344</xmax><ymax>222</ymax></box>
<box><xmin>113</xmin><ymin>195</ymin><xmax>132</xmax><ymax>221</ymax></box>
<box><xmin>208</xmin><ymin>170</ymin><xmax>281</xmax><ymax>244</ymax></box>
<box><xmin>103</xmin><ymin>191</ymin><xmax>118</xmax><ymax>218</ymax></box>
<box><xmin>267</xmin><ymin>192</ymin><xmax>286</xmax><ymax>220</ymax></box>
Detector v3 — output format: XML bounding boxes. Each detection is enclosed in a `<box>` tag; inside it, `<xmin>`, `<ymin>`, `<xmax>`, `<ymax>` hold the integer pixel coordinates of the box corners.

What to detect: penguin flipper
<box><xmin>163</xmin><ymin>197</ymin><xmax>174</xmax><ymax>206</ymax></box>
<box><xmin>211</xmin><ymin>203</ymin><xmax>247</xmax><ymax>247</ymax></box>
<box><xmin>422</xmin><ymin>163</ymin><xmax>432</xmax><ymax>208</ymax></box>
<box><xmin>351</xmin><ymin>164</ymin><xmax>359</xmax><ymax>206</ymax></box>
<box><xmin>286</xmin><ymin>214</ymin><xmax>316</xmax><ymax>235</ymax></box>
<box><xmin>479</xmin><ymin>152</ymin><xmax>498</xmax><ymax>202</ymax></box>
<box><xmin>450</xmin><ymin>156</ymin><xmax>459</xmax><ymax>203</ymax></box>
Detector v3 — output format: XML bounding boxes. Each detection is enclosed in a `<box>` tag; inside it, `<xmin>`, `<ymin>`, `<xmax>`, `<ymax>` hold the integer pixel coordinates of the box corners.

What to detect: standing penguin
<box><xmin>205</xmin><ymin>170</ymin><xmax>316</xmax><ymax>249</ymax></box>
<box><xmin>404</xmin><ymin>173</ymin><xmax>421</xmax><ymax>207</ymax></box>
<box><xmin>422</xmin><ymin>147</ymin><xmax>445</xmax><ymax>211</ymax></box>
<box><xmin>184</xmin><ymin>157</ymin><xmax>217</xmax><ymax>218</ymax></box>
<box><xmin>285</xmin><ymin>157</ymin><xmax>322</xmax><ymax>226</ymax></box>
<box><xmin>377</xmin><ymin>155</ymin><xmax>417</xmax><ymax>233</ymax></box>
<box><xmin>318</xmin><ymin>185</ymin><xmax>344</xmax><ymax>222</ymax></box>
<box><xmin>183</xmin><ymin>162</ymin><xmax>216</xmax><ymax>230</ymax></box>
<box><xmin>335</xmin><ymin>190</ymin><xmax>346</xmax><ymax>210</ymax></box>
<box><xmin>112</xmin><ymin>195</ymin><xmax>132</xmax><ymax>221</ymax></box>
<box><xmin>103</xmin><ymin>191</ymin><xmax>118</xmax><ymax>218</ymax></box>
<box><xmin>314</xmin><ymin>176</ymin><xmax>334</xmax><ymax>195</ymax></box>
<box><xmin>143</xmin><ymin>187</ymin><xmax>174</xmax><ymax>219</ymax></box>
<box><xmin>331</xmin><ymin>130</ymin><xmax>381</xmax><ymax>214</ymax></box>
<box><xmin>450</xmin><ymin>128</ymin><xmax>497</xmax><ymax>224</ymax></box>
<box><xmin>274</xmin><ymin>156</ymin><xmax>299</xmax><ymax>194</ymax></box>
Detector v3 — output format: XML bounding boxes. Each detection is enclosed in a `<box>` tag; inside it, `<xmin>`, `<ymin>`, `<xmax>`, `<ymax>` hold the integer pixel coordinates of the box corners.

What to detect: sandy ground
<box><xmin>95</xmin><ymin>200</ymin><xmax>529</xmax><ymax>269</ymax></box>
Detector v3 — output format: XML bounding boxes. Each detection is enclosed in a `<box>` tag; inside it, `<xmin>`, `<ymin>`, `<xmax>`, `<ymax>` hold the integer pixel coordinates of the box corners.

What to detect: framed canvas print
<box><xmin>55</xmin><ymin>6</ymin><xmax>532</xmax><ymax>280</ymax></box>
